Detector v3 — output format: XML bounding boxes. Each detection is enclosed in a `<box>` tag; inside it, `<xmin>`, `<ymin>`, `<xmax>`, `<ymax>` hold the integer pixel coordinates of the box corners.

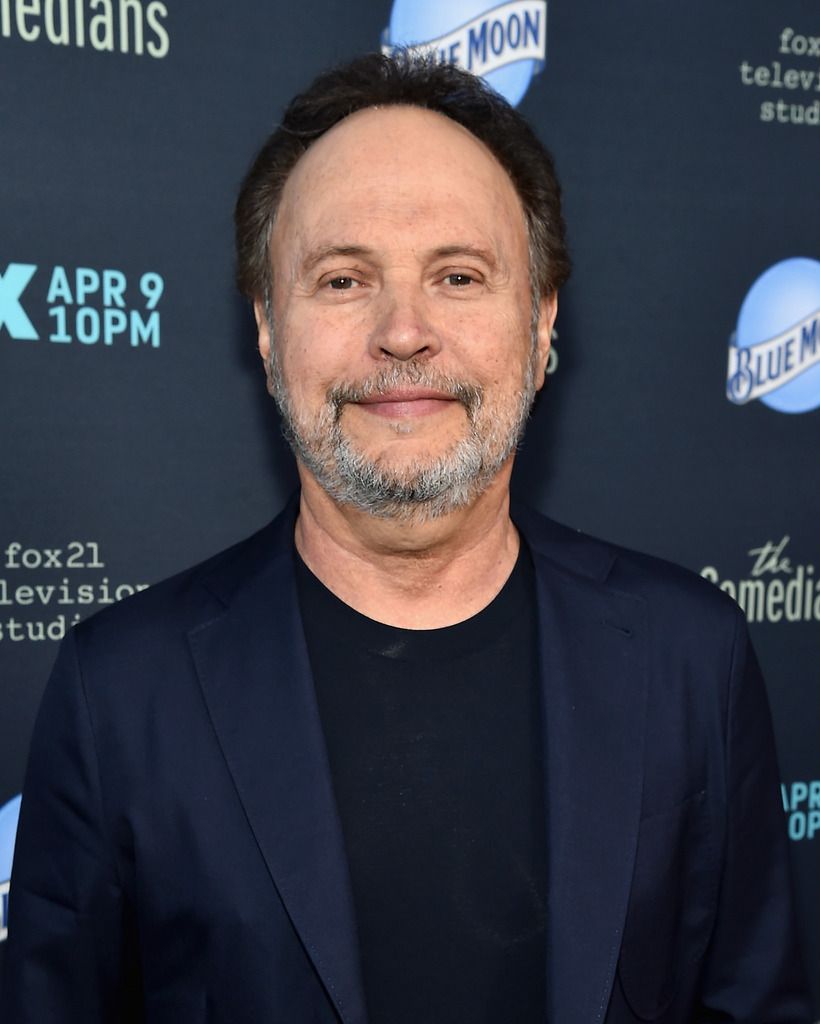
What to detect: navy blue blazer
<box><xmin>3</xmin><ymin>503</ymin><xmax>812</xmax><ymax>1023</ymax></box>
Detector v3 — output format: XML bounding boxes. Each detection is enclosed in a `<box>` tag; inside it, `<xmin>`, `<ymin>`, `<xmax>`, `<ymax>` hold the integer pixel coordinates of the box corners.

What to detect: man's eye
<box><xmin>446</xmin><ymin>273</ymin><xmax>473</xmax><ymax>287</ymax></box>
<box><xmin>328</xmin><ymin>276</ymin><xmax>356</xmax><ymax>290</ymax></box>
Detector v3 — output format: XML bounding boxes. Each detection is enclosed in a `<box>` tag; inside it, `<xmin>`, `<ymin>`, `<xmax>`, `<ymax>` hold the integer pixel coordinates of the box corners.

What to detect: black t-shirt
<box><xmin>296</xmin><ymin>544</ymin><xmax>546</xmax><ymax>1024</ymax></box>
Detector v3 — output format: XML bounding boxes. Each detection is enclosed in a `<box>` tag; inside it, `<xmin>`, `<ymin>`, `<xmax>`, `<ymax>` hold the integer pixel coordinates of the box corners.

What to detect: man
<box><xmin>3</xmin><ymin>54</ymin><xmax>811</xmax><ymax>1023</ymax></box>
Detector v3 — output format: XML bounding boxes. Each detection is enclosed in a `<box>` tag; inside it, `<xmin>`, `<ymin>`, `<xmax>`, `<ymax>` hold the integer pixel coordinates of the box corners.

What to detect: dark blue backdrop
<box><xmin>1</xmin><ymin>0</ymin><xmax>818</xmax><ymax>1008</ymax></box>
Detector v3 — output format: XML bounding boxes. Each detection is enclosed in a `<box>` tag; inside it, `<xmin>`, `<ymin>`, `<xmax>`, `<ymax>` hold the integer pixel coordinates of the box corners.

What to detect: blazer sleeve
<box><xmin>699</xmin><ymin>614</ymin><xmax>813</xmax><ymax>1022</ymax></box>
<box><xmin>2</xmin><ymin>629</ymin><xmax>141</xmax><ymax>1023</ymax></box>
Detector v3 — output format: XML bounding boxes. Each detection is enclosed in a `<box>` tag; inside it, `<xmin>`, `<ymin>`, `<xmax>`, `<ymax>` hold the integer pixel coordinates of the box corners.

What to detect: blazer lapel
<box><xmin>188</xmin><ymin>517</ymin><xmax>367</xmax><ymax>1024</ymax></box>
<box><xmin>531</xmin><ymin>546</ymin><xmax>648</xmax><ymax>1024</ymax></box>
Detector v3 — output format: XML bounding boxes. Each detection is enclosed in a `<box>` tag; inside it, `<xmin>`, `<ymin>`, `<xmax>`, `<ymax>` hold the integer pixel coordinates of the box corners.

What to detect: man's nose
<box><xmin>367</xmin><ymin>284</ymin><xmax>442</xmax><ymax>362</ymax></box>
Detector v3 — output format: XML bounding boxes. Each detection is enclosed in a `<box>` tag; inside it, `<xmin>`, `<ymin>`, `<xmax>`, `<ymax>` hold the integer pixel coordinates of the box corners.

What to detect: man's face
<box><xmin>256</xmin><ymin>105</ymin><xmax>557</xmax><ymax>520</ymax></box>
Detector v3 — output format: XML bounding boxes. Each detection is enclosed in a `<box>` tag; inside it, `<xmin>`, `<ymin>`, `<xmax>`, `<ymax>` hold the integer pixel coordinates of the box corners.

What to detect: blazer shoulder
<box><xmin>515</xmin><ymin>505</ymin><xmax>743</xmax><ymax>627</ymax></box>
<box><xmin>73</xmin><ymin>500</ymin><xmax>296</xmax><ymax>651</ymax></box>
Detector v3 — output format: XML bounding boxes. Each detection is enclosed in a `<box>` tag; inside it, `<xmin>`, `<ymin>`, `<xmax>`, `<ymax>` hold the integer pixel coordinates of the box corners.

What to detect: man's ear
<box><xmin>253</xmin><ymin>297</ymin><xmax>271</xmax><ymax>364</ymax></box>
<box><xmin>253</xmin><ymin>297</ymin><xmax>277</xmax><ymax>396</ymax></box>
<box><xmin>534</xmin><ymin>291</ymin><xmax>558</xmax><ymax>390</ymax></box>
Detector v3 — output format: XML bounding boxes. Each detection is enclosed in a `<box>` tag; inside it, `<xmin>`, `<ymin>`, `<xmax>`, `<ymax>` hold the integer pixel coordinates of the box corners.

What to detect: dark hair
<box><xmin>235</xmin><ymin>52</ymin><xmax>570</xmax><ymax>302</ymax></box>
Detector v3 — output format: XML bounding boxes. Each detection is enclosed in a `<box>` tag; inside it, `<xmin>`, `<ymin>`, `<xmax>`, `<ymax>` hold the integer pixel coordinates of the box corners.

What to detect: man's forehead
<box><xmin>271</xmin><ymin>106</ymin><xmax>526</xmax><ymax>261</ymax></box>
<box><xmin>276</xmin><ymin>105</ymin><xmax>519</xmax><ymax>216</ymax></box>
<box><xmin>294</xmin><ymin>103</ymin><xmax>491</xmax><ymax>164</ymax></box>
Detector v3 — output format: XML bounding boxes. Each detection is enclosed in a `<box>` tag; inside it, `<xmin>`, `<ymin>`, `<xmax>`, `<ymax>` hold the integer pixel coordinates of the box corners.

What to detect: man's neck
<box><xmin>293</xmin><ymin>469</ymin><xmax>520</xmax><ymax>630</ymax></box>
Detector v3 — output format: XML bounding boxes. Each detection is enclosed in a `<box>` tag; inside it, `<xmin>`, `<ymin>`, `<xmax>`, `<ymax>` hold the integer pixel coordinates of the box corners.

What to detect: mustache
<box><xmin>327</xmin><ymin>363</ymin><xmax>483</xmax><ymax>417</ymax></box>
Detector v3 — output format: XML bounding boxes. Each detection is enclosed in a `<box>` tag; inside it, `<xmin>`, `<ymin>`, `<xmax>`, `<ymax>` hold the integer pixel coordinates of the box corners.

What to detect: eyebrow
<box><xmin>299</xmin><ymin>243</ymin><xmax>499</xmax><ymax>274</ymax></box>
<box><xmin>428</xmin><ymin>245</ymin><xmax>498</xmax><ymax>267</ymax></box>
<box><xmin>299</xmin><ymin>245</ymin><xmax>375</xmax><ymax>275</ymax></box>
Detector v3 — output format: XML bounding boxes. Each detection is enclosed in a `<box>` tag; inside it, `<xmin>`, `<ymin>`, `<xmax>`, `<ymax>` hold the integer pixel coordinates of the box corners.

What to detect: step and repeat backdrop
<box><xmin>1</xmin><ymin>0</ymin><xmax>818</xmax><ymax>1008</ymax></box>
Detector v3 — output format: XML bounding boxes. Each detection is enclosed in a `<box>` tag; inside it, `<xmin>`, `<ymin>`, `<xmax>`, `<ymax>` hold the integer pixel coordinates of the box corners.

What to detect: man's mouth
<box><xmin>353</xmin><ymin>388</ymin><xmax>459</xmax><ymax>418</ymax></box>
<box><xmin>328</xmin><ymin>368</ymin><xmax>483</xmax><ymax>422</ymax></box>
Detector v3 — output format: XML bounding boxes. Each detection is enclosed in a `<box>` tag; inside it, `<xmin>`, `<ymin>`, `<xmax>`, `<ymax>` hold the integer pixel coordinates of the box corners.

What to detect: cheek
<box><xmin>274</xmin><ymin>312</ymin><xmax>329</xmax><ymax>397</ymax></box>
<box><xmin>279</xmin><ymin>304</ymin><xmax>370</xmax><ymax>379</ymax></box>
<box><xmin>462</xmin><ymin>309</ymin><xmax>532</xmax><ymax>384</ymax></box>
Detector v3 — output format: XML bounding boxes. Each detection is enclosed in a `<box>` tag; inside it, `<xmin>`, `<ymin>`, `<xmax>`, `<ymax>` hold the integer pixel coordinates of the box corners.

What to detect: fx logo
<box><xmin>0</xmin><ymin>264</ymin><xmax>38</xmax><ymax>340</ymax></box>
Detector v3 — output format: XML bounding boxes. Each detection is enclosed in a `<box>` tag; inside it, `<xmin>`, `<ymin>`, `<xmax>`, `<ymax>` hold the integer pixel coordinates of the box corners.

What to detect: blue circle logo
<box><xmin>0</xmin><ymin>794</ymin><xmax>21</xmax><ymax>942</ymax></box>
<box><xmin>382</xmin><ymin>0</ymin><xmax>548</xmax><ymax>107</ymax></box>
<box><xmin>0</xmin><ymin>794</ymin><xmax>21</xmax><ymax>885</ymax></box>
<box><xmin>727</xmin><ymin>257</ymin><xmax>820</xmax><ymax>414</ymax></box>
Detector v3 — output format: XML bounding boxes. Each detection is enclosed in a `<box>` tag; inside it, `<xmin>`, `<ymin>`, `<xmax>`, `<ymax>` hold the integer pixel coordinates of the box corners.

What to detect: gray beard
<box><xmin>266</xmin><ymin>327</ymin><xmax>538</xmax><ymax>522</ymax></box>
